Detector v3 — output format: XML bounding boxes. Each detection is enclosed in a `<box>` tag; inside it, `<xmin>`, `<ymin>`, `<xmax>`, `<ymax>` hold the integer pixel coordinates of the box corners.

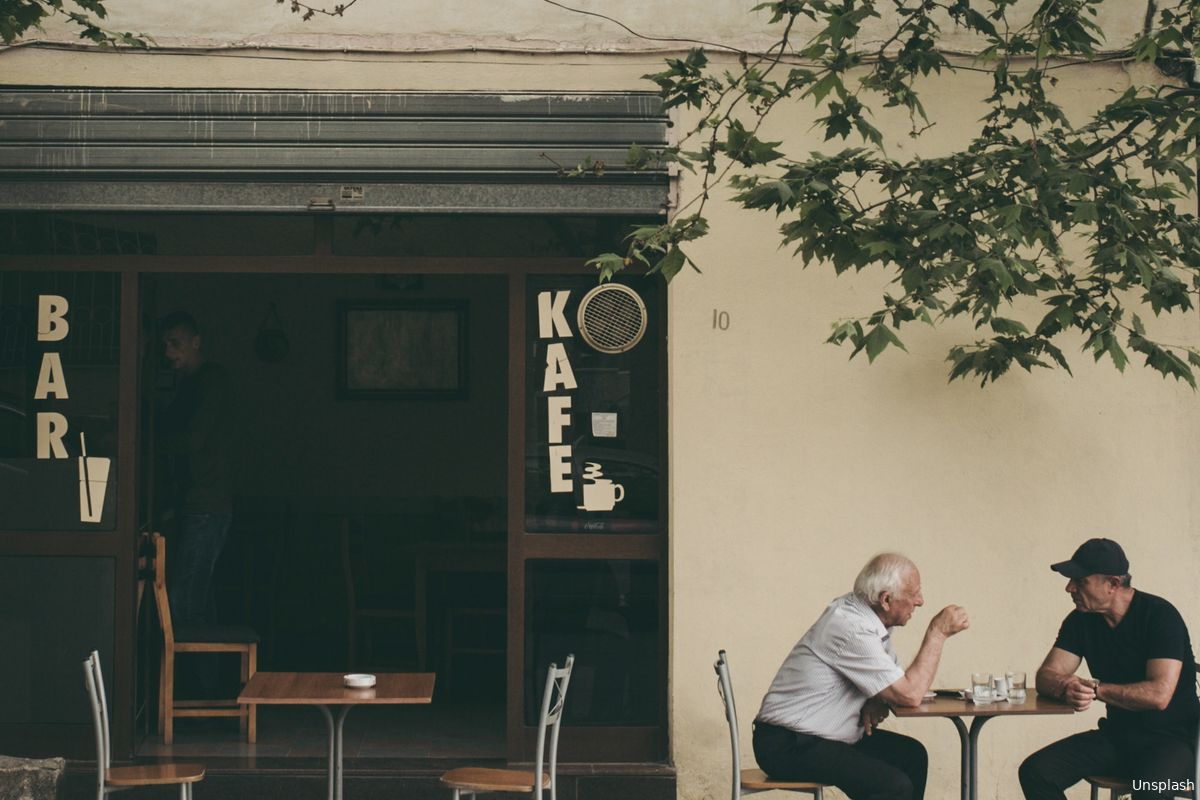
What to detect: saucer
<box><xmin>343</xmin><ymin>673</ymin><xmax>376</xmax><ymax>688</ymax></box>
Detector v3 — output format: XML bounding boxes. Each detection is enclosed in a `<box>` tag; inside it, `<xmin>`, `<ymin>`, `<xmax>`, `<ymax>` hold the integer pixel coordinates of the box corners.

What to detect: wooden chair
<box><xmin>441</xmin><ymin>654</ymin><xmax>574</xmax><ymax>800</ymax></box>
<box><xmin>151</xmin><ymin>531</ymin><xmax>258</xmax><ymax>744</ymax></box>
<box><xmin>341</xmin><ymin>516</ymin><xmax>425</xmax><ymax>670</ymax></box>
<box><xmin>1084</xmin><ymin>660</ymin><xmax>1199</xmax><ymax>800</ymax></box>
<box><xmin>716</xmin><ymin>650</ymin><xmax>828</xmax><ymax>800</ymax></box>
<box><xmin>84</xmin><ymin>650</ymin><xmax>204</xmax><ymax>799</ymax></box>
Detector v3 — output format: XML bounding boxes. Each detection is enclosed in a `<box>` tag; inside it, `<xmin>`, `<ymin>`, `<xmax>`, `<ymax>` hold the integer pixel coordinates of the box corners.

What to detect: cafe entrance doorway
<box><xmin>136</xmin><ymin>271</ymin><xmax>509</xmax><ymax>759</ymax></box>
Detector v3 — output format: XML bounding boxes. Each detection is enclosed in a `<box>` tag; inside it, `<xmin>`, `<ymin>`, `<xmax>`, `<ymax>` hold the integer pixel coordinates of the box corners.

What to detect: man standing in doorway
<box><xmin>753</xmin><ymin>553</ymin><xmax>970</xmax><ymax>800</ymax></box>
<box><xmin>1019</xmin><ymin>538</ymin><xmax>1198</xmax><ymax>800</ymax></box>
<box><xmin>160</xmin><ymin>311</ymin><xmax>234</xmax><ymax>626</ymax></box>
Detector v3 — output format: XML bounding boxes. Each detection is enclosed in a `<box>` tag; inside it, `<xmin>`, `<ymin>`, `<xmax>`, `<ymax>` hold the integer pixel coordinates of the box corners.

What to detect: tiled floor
<box><xmin>137</xmin><ymin>701</ymin><xmax>505</xmax><ymax>759</ymax></box>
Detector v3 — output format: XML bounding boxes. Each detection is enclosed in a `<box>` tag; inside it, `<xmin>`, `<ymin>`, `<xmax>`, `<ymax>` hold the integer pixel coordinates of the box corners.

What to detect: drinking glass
<box><xmin>1006</xmin><ymin>671</ymin><xmax>1027</xmax><ymax>702</ymax></box>
<box><xmin>971</xmin><ymin>672</ymin><xmax>994</xmax><ymax>703</ymax></box>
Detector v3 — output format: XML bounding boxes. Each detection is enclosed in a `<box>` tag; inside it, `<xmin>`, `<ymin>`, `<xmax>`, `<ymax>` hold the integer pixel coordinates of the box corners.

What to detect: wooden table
<box><xmin>892</xmin><ymin>694</ymin><xmax>1073</xmax><ymax>800</ymax></box>
<box><xmin>238</xmin><ymin>672</ymin><xmax>435</xmax><ymax>800</ymax></box>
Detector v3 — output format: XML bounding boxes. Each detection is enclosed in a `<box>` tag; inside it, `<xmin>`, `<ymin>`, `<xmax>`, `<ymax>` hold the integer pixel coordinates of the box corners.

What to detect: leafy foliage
<box><xmin>0</xmin><ymin>0</ymin><xmax>149</xmax><ymax>46</ymax></box>
<box><xmin>586</xmin><ymin>0</ymin><xmax>1200</xmax><ymax>387</ymax></box>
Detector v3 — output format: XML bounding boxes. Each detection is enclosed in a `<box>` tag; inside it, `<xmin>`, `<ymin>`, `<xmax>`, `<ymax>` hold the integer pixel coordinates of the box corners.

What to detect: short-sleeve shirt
<box><xmin>1054</xmin><ymin>589</ymin><xmax>1199</xmax><ymax>740</ymax></box>
<box><xmin>755</xmin><ymin>593</ymin><xmax>905</xmax><ymax>744</ymax></box>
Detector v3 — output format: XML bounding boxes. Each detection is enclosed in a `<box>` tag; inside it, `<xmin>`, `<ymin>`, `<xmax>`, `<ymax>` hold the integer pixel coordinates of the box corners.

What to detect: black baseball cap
<box><xmin>1050</xmin><ymin>538</ymin><xmax>1129</xmax><ymax>579</ymax></box>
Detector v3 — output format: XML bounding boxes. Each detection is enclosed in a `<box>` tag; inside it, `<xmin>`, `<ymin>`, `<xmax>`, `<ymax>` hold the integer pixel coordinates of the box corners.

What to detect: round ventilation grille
<box><xmin>577</xmin><ymin>284</ymin><xmax>648</xmax><ymax>354</ymax></box>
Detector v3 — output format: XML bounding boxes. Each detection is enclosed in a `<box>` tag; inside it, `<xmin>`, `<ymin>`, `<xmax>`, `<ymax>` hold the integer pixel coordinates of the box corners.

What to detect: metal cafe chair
<box><xmin>83</xmin><ymin>650</ymin><xmax>205</xmax><ymax>800</ymax></box>
<box><xmin>715</xmin><ymin>649</ymin><xmax>827</xmax><ymax>800</ymax></box>
<box><xmin>1084</xmin><ymin>660</ymin><xmax>1199</xmax><ymax>800</ymax></box>
<box><xmin>440</xmin><ymin>654</ymin><xmax>575</xmax><ymax>800</ymax></box>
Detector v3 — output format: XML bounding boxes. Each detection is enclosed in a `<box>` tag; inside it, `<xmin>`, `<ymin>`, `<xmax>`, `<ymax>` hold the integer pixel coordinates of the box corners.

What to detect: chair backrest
<box><xmin>715</xmin><ymin>650</ymin><xmax>743</xmax><ymax>800</ymax></box>
<box><xmin>82</xmin><ymin>650</ymin><xmax>110</xmax><ymax>794</ymax></box>
<box><xmin>150</xmin><ymin>532</ymin><xmax>176</xmax><ymax>648</ymax></box>
<box><xmin>534</xmin><ymin>654</ymin><xmax>575</xmax><ymax>800</ymax></box>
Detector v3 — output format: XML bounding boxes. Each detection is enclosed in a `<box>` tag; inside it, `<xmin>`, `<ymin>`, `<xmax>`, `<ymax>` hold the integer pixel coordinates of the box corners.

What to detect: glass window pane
<box><xmin>524</xmin><ymin>559</ymin><xmax>659</xmax><ymax>726</ymax></box>
<box><xmin>525</xmin><ymin>276</ymin><xmax>661</xmax><ymax>533</ymax></box>
<box><xmin>0</xmin><ymin>271</ymin><xmax>120</xmax><ymax>530</ymax></box>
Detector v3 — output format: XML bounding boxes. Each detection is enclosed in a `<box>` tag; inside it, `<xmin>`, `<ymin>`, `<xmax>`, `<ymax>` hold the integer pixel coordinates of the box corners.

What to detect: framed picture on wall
<box><xmin>337</xmin><ymin>300</ymin><xmax>468</xmax><ymax>400</ymax></box>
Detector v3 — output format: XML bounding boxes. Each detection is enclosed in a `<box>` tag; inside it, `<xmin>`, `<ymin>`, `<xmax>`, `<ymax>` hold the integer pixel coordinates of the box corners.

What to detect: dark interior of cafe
<box><xmin>140</xmin><ymin>270</ymin><xmax>509</xmax><ymax>756</ymax></box>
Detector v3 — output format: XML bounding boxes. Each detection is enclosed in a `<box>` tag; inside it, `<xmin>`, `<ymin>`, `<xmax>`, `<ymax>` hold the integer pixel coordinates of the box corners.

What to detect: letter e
<box><xmin>548</xmin><ymin>444</ymin><xmax>572</xmax><ymax>493</ymax></box>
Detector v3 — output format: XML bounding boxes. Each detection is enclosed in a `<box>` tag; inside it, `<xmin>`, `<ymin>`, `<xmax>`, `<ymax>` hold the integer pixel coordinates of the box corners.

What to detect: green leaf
<box><xmin>655</xmin><ymin>246</ymin><xmax>687</xmax><ymax>283</ymax></box>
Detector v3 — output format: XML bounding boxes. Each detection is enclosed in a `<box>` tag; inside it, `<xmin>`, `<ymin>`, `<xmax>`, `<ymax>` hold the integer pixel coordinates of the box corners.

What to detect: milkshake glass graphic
<box><xmin>78</xmin><ymin>433</ymin><xmax>111</xmax><ymax>523</ymax></box>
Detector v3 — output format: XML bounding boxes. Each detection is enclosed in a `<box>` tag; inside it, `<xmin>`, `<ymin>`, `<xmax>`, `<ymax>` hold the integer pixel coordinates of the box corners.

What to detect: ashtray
<box><xmin>343</xmin><ymin>673</ymin><xmax>376</xmax><ymax>688</ymax></box>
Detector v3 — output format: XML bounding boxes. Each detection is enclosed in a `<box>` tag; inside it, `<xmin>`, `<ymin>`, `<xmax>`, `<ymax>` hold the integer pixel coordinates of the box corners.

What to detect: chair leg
<box><xmin>813</xmin><ymin>789</ymin><xmax>823</xmax><ymax>800</ymax></box>
<box><xmin>1089</xmin><ymin>784</ymin><xmax>1099</xmax><ymax>800</ymax></box>
<box><xmin>240</xmin><ymin>648</ymin><xmax>249</xmax><ymax>738</ymax></box>
<box><xmin>157</xmin><ymin>647</ymin><xmax>166</xmax><ymax>736</ymax></box>
<box><xmin>247</xmin><ymin>643</ymin><xmax>258</xmax><ymax>743</ymax></box>
<box><xmin>163</xmin><ymin>650</ymin><xmax>175</xmax><ymax>745</ymax></box>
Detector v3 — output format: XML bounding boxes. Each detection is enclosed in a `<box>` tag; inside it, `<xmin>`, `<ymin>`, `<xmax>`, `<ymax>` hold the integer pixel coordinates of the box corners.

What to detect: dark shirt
<box><xmin>1054</xmin><ymin>590</ymin><xmax>1199</xmax><ymax>740</ymax></box>
<box><xmin>161</xmin><ymin>361</ymin><xmax>233</xmax><ymax>514</ymax></box>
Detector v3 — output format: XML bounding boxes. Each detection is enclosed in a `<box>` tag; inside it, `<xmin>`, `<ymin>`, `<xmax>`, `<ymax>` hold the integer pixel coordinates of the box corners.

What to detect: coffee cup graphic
<box><xmin>578</xmin><ymin>478</ymin><xmax>625</xmax><ymax>512</ymax></box>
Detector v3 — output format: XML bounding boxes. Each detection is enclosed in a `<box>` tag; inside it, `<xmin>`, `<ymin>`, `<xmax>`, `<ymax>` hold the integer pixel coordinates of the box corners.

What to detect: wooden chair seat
<box><xmin>742</xmin><ymin>768</ymin><xmax>828</xmax><ymax>791</ymax></box>
<box><xmin>106</xmin><ymin>763</ymin><xmax>205</xmax><ymax>786</ymax></box>
<box><xmin>440</xmin><ymin>767</ymin><xmax>550</xmax><ymax>793</ymax></box>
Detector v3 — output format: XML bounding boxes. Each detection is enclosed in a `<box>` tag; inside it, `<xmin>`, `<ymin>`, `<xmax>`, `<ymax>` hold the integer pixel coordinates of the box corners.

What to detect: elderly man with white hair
<box><xmin>753</xmin><ymin>553</ymin><xmax>970</xmax><ymax>800</ymax></box>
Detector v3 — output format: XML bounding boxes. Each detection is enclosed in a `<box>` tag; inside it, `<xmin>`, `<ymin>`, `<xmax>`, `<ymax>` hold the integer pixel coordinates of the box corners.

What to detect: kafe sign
<box><xmin>34</xmin><ymin>294</ymin><xmax>110</xmax><ymax>523</ymax></box>
<box><xmin>536</xmin><ymin>290</ymin><xmax>624</xmax><ymax>513</ymax></box>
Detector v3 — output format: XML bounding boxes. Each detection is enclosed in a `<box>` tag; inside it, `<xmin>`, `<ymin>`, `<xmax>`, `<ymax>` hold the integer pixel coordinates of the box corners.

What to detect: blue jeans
<box><xmin>168</xmin><ymin>512</ymin><xmax>231</xmax><ymax>626</ymax></box>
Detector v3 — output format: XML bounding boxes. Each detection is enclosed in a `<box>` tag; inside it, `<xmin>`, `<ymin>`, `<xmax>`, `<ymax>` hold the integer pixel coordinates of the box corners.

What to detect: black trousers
<box><xmin>753</xmin><ymin>721</ymin><xmax>928</xmax><ymax>800</ymax></box>
<box><xmin>1019</xmin><ymin>726</ymin><xmax>1196</xmax><ymax>800</ymax></box>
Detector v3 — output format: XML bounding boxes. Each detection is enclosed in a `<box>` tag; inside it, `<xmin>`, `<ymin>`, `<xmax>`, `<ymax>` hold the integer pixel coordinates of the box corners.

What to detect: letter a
<box><xmin>543</xmin><ymin>343</ymin><xmax>577</xmax><ymax>392</ymax></box>
<box><xmin>537</xmin><ymin>291</ymin><xmax>572</xmax><ymax>339</ymax></box>
<box><xmin>37</xmin><ymin>295</ymin><xmax>69</xmax><ymax>342</ymax></box>
<box><xmin>36</xmin><ymin>412</ymin><xmax>69</xmax><ymax>459</ymax></box>
<box><xmin>34</xmin><ymin>352</ymin><xmax>69</xmax><ymax>400</ymax></box>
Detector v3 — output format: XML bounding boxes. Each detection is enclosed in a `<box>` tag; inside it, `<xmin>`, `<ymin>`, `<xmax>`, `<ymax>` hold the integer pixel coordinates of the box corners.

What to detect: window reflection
<box><xmin>525</xmin><ymin>560</ymin><xmax>659</xmax><ymax>726</ymax></box>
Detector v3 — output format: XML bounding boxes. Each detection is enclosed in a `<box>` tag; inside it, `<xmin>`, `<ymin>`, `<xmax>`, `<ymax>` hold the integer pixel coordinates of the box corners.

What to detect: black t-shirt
<box><xmin>161</xmin><ymin>361</ymin><xmax>233</xmax><ymax>514</ymax></box>
<box><xmin>1054</xmin><ymin>590</ymin><xmax>1199</xmax><ymax>739</ymax></box>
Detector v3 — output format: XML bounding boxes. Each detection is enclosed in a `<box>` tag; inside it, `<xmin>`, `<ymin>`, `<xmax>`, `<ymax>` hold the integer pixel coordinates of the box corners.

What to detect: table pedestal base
<box><xmin>948</xmin><ymin>716</ymin><xmax>991</xmax><ymax>800</ymax></box>
<box><xmin>316</xmin><ymin>705</ymin><xmax>354</xmax><ymax>800</ymax></box>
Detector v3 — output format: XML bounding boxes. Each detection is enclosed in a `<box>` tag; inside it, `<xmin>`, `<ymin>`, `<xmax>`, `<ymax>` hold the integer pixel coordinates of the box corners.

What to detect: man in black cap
<box><xmin>1018</xmin><ymin>538</ymin><xmax>1198</xmax><ymax>800</ymax></box>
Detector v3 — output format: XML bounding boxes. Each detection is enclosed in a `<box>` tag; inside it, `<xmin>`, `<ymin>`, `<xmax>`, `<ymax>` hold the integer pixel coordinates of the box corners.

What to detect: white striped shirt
<box><xmin>755</xmin><ymin>593</ymin><xmax>905</xmax><ymax>744</ymax></box>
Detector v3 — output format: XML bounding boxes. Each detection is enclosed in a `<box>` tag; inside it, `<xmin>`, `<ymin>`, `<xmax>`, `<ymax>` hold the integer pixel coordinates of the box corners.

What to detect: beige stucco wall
<box><xmin>17</xmin><ymin>0</ymin><xmax>1149</xmax><ymax>54</ymax></box>
<box><xmin>668</xmin><ymin>56</ymin><xmax>1199</xmax><ymax>800</ymax></box>
<box><xmin>3</xmin><ymin>3</ymin><xmax>1196</xmax><ymax>798</ymax></box>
